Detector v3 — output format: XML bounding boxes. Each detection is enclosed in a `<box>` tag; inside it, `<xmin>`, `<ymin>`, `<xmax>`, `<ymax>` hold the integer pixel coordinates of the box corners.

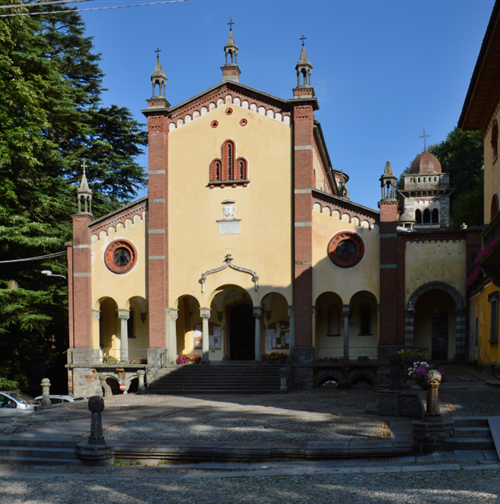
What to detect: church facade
<box><xmin>67</xmin><ymin>30</ymin><xmax>480</xmax><ymax>396</ymax></box>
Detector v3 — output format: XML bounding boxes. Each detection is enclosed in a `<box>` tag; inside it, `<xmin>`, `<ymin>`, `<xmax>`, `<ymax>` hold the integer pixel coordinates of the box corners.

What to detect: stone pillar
<box><xmin>288</xmin><ymin>305</ymin><xmax>295</xmax><ymax>351</ymax></box>
<box><xmin>117</xmin><ymin>309</ymin><xmax>129</xmax><ymax>362</ymax></box>
<box><xmin>75</xmin><ymin>396</ymin><xmax>113</xmax><ymax>465</ymax></box>
<box><xmin>425</xmin><ymin>369</ymin><xmax>442</xmax><ymax>420</ymax></box>
<box><xmin>405</xmin><ymin>308</ymin><xmax>415</xmax><ymax>348</ymax></box>
<box><xmin>342</xmin><ymin>305</ymin><xmax>350</xmax><ymax>361</ymax></box>
<box><xmin>253</xmin><ymin>307</ymin><xmax>263</xmax><ymax>361</ymax></box>
<box><xmin>166</xmin><ymin>308</ymin><xmax>178</xmax><ymax>365</ymax></box>
<box><xmin>41</xmin><ymin>378</ymin><xmax>51</xmax><ymax>407</ymax></box>
<box><xmin>137</xmin><ymin>369</ymin><xmax>146</xmax><ymax>395</ymax></box>
<box><xmin>200</xmin><ymin>307</ymin><xmax>211</xmax><ymax>362</ymax></box>
<box><xmin>455</xmin><ymin>307</ymin><xmax>466</xmax><ymax>360</ymax></box>
<box><xmin>312</xmin><ymin>306</ymin><xmax>317</xmax><ymax>351</ymax></box>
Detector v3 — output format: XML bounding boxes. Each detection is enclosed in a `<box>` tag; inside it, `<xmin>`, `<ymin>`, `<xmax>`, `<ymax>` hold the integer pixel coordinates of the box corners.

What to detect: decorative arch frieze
<box><xmin>90</xmin><ymin>201</ymin><xmax>146</xmax><ymax>241</ymax></box>
<box><xmin>199</xmin><ymin>254</ymin><xmax>259</xmax><ymax>293</ymax></box>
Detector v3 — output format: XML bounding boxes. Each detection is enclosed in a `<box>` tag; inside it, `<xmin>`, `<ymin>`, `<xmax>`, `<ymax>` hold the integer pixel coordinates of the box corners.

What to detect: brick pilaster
<box><xmin>142</xmin><ymin>100</ymin><xmax>169</xmax><ymax>349</ymax></box>
<box><xmin>378</xmin><ymin>203</ymin><xmax>400</xmax><ymax>347</ymax></box>
<box><xmin>291</xmin><ymin>101</ymin><xmax>317</xmax><ymax>348</ymax></box>
<box><xmin>71</xmin><ymin>215</ymin><xmax>92</xmax><ymax>349</ymax></box>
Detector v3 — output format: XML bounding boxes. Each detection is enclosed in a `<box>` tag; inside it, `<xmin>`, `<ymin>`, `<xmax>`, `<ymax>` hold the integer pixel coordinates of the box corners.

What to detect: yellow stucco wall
<box><xmin>470</xmin><ymin>282</ymin><xmax>500</xmax><ymax>364</ymax></box>
<box><xmin>312</xmin><ymin>206</ymin><xmax>380</xmax><ymax>359</ymax></box>
<box><xmin>168</xmin><ymin>103</ymin><xmax>293</xmax><ymax>310</ymax></box>
<box><xmin>90</xmin><ymin>214</ymin><xmax>148</xmax><ymax>357</ymax></box>
<box><xmin>405</xmin><ymin>239</ymin><xmax>467</xmax><ymax>304</ymax></box>
<box><xmin>485</xmin><ymin>114</ymin><xmax>500</xmax><ymax>224</ymax></box>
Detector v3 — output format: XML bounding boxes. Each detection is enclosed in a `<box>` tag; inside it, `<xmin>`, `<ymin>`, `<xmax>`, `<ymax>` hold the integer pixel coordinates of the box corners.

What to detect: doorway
<box><xmin>229</xmin><ymin>304</ymin><xmax>254</xmax><ymax>360</ymax></box>
<box><xmin>431</xmin><ymin>309</ymin><xmax>448</xmax><ymax>361</ymax></box>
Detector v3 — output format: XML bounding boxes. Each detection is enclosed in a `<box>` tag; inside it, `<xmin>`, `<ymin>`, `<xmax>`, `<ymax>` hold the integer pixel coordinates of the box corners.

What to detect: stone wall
<box><xmin>377</xmin><ymin>389</ymin><xmax>422</xmax><ymax>418</ymax></box>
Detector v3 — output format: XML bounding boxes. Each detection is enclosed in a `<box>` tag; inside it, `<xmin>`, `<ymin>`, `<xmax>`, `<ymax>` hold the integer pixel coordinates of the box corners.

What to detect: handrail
<box><xmin>146</xmin><ymin>349</ymin><xmax>168</xmax><ymax>385</ymax></box>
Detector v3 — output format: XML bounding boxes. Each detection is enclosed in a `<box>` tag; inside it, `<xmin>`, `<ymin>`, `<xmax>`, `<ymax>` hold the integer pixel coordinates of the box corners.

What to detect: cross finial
<box><xmin>228</xmin><ymin>18</ymin><xmax>234</xmax><ymax>31</ymax></box>
<box><xmin>419</xmin><ymin>128</ymin><xmax>431</xmax><ymax>150</ymax></box>
<box><xmin>155</xmin><ymin>47</ymin><xmax>161</xmax><ymax>60</ymax></box>
<box><xmin>226</xmin><ymin>245</ymin><xmax>232</xmax><ymax>255</ymax></box>
<box><xmin>300</xmin><ymin>34</ymin><xmax>306</xmax><ymax>46</ymax></box>
<box><xmin>82</xmin><ymin>159</ymin><xmax>86</xmax><ymax>175</ymax></box>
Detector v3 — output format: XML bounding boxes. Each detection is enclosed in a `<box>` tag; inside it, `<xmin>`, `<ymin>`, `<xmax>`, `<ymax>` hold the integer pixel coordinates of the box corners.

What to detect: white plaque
<box><xmin>219</xmin><ymin>220</ymin><xmax>240</xmax><ymax>235</ymax></box>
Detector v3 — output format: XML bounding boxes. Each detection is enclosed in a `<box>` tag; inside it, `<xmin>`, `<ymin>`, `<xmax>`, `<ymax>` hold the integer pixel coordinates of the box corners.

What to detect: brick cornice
<box><xmin>89</xmin><ymin>199</ymin><xmax>147</xmax><ymax>239</ymax></box>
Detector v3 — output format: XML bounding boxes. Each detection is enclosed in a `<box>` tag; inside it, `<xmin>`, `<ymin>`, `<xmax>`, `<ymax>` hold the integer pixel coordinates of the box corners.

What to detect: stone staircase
<box><xmin>443</xmin><ymin>417</ymin><xmax>495</xmax><ymax>451</ymax></box>
<box><xmin>147</xmin><ymin>362</ymin><xmax>281</xmax><ymax>395</ymax></box>
<box><xmin>0</xmin><ymin>439</ymin><xmax>82</xmax><ymax>465</ymax></box>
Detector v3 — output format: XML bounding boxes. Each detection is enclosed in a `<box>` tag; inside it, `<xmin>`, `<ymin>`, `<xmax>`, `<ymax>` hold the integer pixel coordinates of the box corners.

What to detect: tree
<box><xmin>397</xmin><ymin>127</ymin><xmax>483</xmax><ymax>227</ymax></box>
<box><xmin>0</xmin><ymin>2</ymin><xmax>147</xmax><ymax>391</ymax></box>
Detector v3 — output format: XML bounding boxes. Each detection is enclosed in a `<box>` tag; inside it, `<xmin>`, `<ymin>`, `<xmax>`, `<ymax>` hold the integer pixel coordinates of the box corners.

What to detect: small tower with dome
<box><xmin>398</xmin><ymin>150</ymin><xmax>454</xmax><ymax>229</ymax></box>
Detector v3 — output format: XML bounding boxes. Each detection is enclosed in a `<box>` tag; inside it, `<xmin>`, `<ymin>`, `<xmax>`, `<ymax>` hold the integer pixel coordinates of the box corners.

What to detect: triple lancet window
<box><xmin>209</xmin><ymin>139</ymin><xmax>249</xmax><ymax>188</ymax></box>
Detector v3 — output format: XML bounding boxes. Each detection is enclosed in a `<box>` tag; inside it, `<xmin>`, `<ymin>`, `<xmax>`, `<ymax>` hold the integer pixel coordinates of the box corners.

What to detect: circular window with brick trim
<box><xmin>327</xmin><ymin>231</ymin><xmax>365</xmax><ymax>268</ymax></box>
<box><xmin>104</xmin><ymin>240</ymin><xmax>137</xmax><ymax>274</ymax></box>
<box><xmin>240</xmin><ymin>118</ymin><xmax>248</xmax><ymax>127</ymax></box>
<box><xmin>211</xmin><ymin>120</ymin><xmax>219</xmax><ymax>128</ymax></box>
<box><xmin>225</xmin><ymin>107</ymin><xmax>233</xmax><ymax>116</ymax></box>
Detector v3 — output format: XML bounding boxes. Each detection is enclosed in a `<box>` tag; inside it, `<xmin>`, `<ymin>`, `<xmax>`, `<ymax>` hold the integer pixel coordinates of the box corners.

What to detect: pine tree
<box><xmin>0</xmin><ymin>2</ymin><xmax>147</xmax><ymax>390</ymax></box>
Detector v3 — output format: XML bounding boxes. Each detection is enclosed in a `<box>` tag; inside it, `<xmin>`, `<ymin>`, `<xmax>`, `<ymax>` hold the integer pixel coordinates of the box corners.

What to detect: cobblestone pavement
<box><xmin>0</xmin><ymin>459</ymin><xmax>499</xmax><ymax>503</ymax></box>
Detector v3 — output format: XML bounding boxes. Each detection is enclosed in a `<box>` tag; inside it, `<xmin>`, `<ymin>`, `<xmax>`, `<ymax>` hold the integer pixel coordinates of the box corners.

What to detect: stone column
<box><xmin>342</xmin><ymin>305</ymin><xmax>350</xmax><ymax>361</ymax></box>
<box><xmin>166</xmin><ymin>308</ymin><xmax>178</xmax><ymax>365</ymax></box>
<box><xmin>425</xmin><ymin>369</ymin><xmax>442</xmax><ymax>420</ymax></box>
<box><xmin>288</xmin><ymin>306</ymin><xmax>295</xmax><ymax>351</ymax></box>
<box><xmin>117</xmin><ymin>309</ymin><xmax>130</xmax><ymax>362</ymax></box>
<box><xmin>405</xmin><ymin>308</ymin><xmax>415</xmax><ymax>348</ymax></box>
<box><xmin>200</xmin><ymin>307</ymin><xmax>211</xmax><ymax>362</ymax></box>
<box><xmin>312</xmin><ymin>306</ymin><xmax>317</xmax><ymax>350</ymax></box>
<box><xmin>137</xmin><ymin>369</ymin><xmax>146</xmax><ymax>395</ymax></box>
<box><xmin>455</xmin><ymin>307</ymin><xmax>466</xmax><ymax>359</ymax></box>
<box><xmin>253</xmin><ymin>307</ymin><xmax>263</xmax><ymax>362</ymax></box>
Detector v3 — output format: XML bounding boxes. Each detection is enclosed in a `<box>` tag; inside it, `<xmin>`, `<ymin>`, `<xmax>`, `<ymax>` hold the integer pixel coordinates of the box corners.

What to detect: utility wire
<box><xmin>0</xmin><ymin>251</ymin><xmax>66</xmax><ymax>264</ymax></box>
<box><xmin>0</xmin><ymin>0</ymin><xmax>91</xmax><ymax>10</ymax></box>
<box><xmin>0</xmin><ymin>0</ymin><xmax>187</xmax><ymax>17</ymax></box>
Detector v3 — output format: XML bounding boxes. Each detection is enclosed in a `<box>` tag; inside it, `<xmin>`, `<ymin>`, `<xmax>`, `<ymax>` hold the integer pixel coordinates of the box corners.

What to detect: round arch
<box><xmin>407</xmin><ymin>281</ymin><xmax>465</xmax><ymax>311</ymax></box>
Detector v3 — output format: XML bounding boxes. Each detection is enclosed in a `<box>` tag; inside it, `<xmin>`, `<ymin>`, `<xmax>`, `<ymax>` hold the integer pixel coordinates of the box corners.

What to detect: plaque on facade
<box><xmin>219</xmin><ymin>220</ymin><xmax>240</xmax><ymax>234</ymax></box>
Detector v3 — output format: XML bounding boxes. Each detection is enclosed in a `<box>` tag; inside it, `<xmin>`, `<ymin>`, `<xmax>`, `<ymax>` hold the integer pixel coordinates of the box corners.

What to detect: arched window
<box><xmin>210</xmin><ymin>159</ymin><xmax>221</xmax><ymax>182</ymax></box>
<box><xmin>235</xmin><ymin>157</ymin><xmax>247</xmax><ymax>180</ymax></box>
<box><xmin>423</xmin><ymin>208</ymin><xmax>431</xmax><ymax>224</ymax></box>
<box><xmin>222</xmin><ymin>140</ymin><xmax>235</xmax><ymax>180</ymax></box>
<box><xmin>415</xmin><ymin>209</ymin><xmax>422</xmax><ymax>223</ymax></box>
<box><xmin>492</xmin><ymin>119</ymin><xmax>498</xmax><ymax>159</ymax></box>
<box><xmin>432</xmin><ymin>208</ymin><xmax>439</xmax><ymax>223</ymax></box>
<box><xmin>491</xmin><ymin>194</ymin><xmax>499</xmax><ymax>220</ymax></box>
<box><xmin>360</xmin><ymin>304</ymin><xmax>371</xmax><ymax>335</ymax></box>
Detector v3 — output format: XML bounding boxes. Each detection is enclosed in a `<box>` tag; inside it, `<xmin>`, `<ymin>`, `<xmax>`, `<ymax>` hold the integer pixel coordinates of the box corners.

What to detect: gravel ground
<box><xmin>0</xmin><ymin>464</ymin><xmax>498</xmax><ymax>503</ymax></box>
<box><xmin>441</xmin><ymin>390</ymin><xmax>500</xmax><ymax>417</ymax></box>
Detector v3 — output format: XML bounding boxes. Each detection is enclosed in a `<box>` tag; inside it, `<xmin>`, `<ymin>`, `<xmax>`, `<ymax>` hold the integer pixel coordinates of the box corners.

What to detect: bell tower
<box><xmin>221</xmin><ymin>19</ymin><xmax>241</xmax><ymax>82</ymax></box>
<box><xmin>293</xmin><ymin>36</ymin><xmax>314</xmax><ymax>99</ymax></box>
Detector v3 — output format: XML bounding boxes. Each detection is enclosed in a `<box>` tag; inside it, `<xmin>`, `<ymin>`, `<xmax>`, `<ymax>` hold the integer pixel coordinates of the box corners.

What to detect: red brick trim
<box><xmin>312</xmin><ymin>193</ymin><xmax>378</xmax><ymax>227</ymax></box>
<box><xmin>89</xmin><ymin>201</ymin><xmax>146</xmax><ymax>238</ymax></box>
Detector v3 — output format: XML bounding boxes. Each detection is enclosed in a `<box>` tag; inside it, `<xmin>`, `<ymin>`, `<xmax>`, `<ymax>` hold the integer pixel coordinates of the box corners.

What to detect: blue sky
<box><xmin>79</xmin><ymin>0</ymin><xmax>494</xmax><ymax>210</ymax></box>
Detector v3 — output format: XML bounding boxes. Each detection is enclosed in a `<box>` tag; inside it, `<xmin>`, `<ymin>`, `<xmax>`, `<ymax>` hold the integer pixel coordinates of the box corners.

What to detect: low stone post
<box><xmin>75</xmin><ymin>396</ymin><xmax>114</xmax><ymax>465</ymax></box>
<box><xmin>137</xmin><ymin>369</ymin><xmax>146</xmax><ymax>395</ymax></box>
<box><xmin>424</xmin><ymin>369</ymin><xmax>442</xmax><ymax>420</ymax></box>
<box><xmin>40</xmin><ymin>378</ymin><xmax>51</xmax><ymax>407</ymax></box>
<box><xmin>389</xmin><ymin>353</ymin><xmax>402</xmax><ymax>390</ymax></box>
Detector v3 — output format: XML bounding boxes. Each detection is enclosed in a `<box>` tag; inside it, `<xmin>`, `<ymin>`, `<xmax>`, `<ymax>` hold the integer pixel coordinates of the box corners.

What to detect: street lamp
<box><xmin>41</xmin><ymin>270</ymin><xmax>67</xmax><ymax>280</ymax></box>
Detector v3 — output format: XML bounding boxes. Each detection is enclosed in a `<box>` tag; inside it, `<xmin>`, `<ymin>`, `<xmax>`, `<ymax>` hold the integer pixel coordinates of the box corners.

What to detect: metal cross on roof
<box><xmin>300</xmin><ymin>34</ymin><xmax>306</xmax><ymax>46</ymax></box>
<box><xmin>228</xmin><ymin>18</ymin><xmax>234</xmax><ymax>31</ymax></box>
<box><xmin>155</xmin><ymin>47</ymin><xmax>161</xmax><ymax>60</ymax></box>
<box><xmin>419</xmin><ymin>128</ymin><xmax>431</xmax><ymax>150</ymax></box>
<box><xmin>82</xmin><ymin>159</ymin><xmax>86</xmax><ymax>175</ymax></box>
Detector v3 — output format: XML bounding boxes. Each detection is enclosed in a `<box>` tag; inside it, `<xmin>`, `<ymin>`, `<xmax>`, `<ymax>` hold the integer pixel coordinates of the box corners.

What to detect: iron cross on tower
<box><xmin>300</xmin><ymin>35</ymin><xmax>306</xmax><ymax>46</ymax></box>
<box><xmin>155</xmin><ymin>47</ymin><xmax>161</xmax><ymax>60</ymax></box>
<box><xmin>228</xmin><ymin>18</ymin><xmax>234</xmax><ymax>31</ymax></box>
<box><xmin>419</xmin><ymin>128</ymin><xmax>431</xmax><ymax>150</ymax></box>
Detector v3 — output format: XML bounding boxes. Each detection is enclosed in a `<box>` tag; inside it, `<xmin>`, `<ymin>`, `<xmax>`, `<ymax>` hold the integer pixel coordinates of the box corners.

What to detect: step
<box><xmin>443</xmin><ymin>437</ymin><xmax>495</xmax><ymax>451</ymax></box>
<box><xmin>0</xmin><ymin>455</ymin><xmax>83</xmax><ymax>466</ymax></box>
<box><xmin>453</xmin><ymin>427</ymin><xmax>492</xmax><ymax>438</ymax></box>
<box><xmin>0</xmin><ymin>446</ymin><xmax>78</xmax><ymax>460</ymax></box>
<box><xmin>0</xmin><ymin>439</ymin><xmax>77</xmax><ymax>449</ymax></box>
<box><xmin>453</xmin><ymin>417</ymin><xmax>490</xmax><ymax>428</ymax></box>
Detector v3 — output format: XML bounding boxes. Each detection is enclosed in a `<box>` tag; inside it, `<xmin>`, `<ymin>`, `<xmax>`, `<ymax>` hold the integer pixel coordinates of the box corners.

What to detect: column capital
<box><xmin>253</xmin><ymin>307</ymin><xmax>263</xmax><ymax>318</ymax></box>
<box><xmin>200</xmin><ymin>307</ymin><xmax>211</xmax><ymax>319</ymax></box>
<box><xmin>167</xmin><ymin>308</ymin><xmax>179</xmax><ymax>321</ymax></box>
<box><xmin>287</xmin><ymin>305</ymin><xmax>295</xmax><ymax>317</ymax></box>
<box><xmin>92</xmin><ymin>310</ymin><xmax>101</xmax><ymax>320</ymax></box>
<box><xmin>312</xmin><ymin>305</ymin><xmax>317</xmax><ymax>316</ymax></box>
<box><xmin>117</xmin><ymin>309</ymin><xmax>130</xmax><ymax>320</ymax></box>
<box><xmin>342</xmin><ymin>304</ymin><xmax>351</xmax><ymax>316</ymax></box>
